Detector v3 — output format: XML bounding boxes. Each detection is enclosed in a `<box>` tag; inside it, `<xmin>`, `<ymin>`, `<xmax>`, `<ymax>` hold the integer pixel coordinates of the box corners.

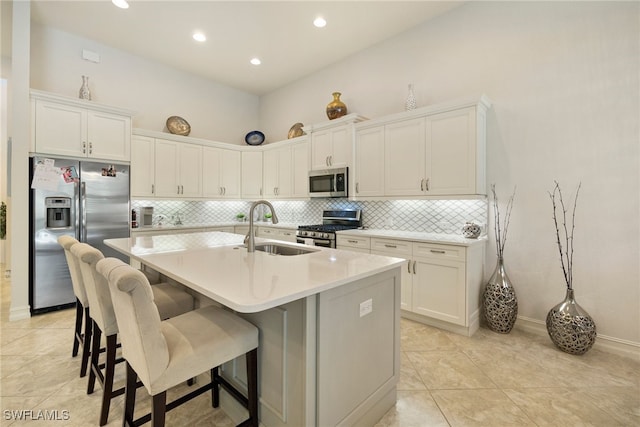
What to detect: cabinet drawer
<box><xmin>370</xmin><ymin>238</ymin><xmax>412</xmax><ymax>257</ymax></box>
<box><xmin>337</xmin><ymin>235</ymin><xmax>371</xmax><ymax>250</ymax></box>
<box><xmin>412</xmin><ymin>242</ymin><xmax>465</xmax><ymax>261</ymax></box>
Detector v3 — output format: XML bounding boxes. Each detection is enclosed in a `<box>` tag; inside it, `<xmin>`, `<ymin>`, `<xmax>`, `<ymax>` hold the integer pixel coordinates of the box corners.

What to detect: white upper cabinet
<box><xmin>154</xmin><ymin>139</ymin><xmax>202</xmax><ymax>198</ymax></box>
<box><xmin>263</xmin><ymin>145</ymin><xmax>293</xmax><ymax>198</ymax></box>
<box><xmin>384</xmin><ymin>117</ymin><xmax>427</xmax><ymax>196</ymax></box>
<box><xmin>425</xmin><ymin>107</ymin><xmax>481</xmax><ymax>195</ymax></box>
<box><xmin>357</xmin><ymin>96</ymin><xmax>490</xmax><ymax>198</ymax></box>
<box><xmin>202</xmin><ymin>147</ymin><xmax>241</xmax><ymax>199</ymax></box>
<box><xmin>241</xmin><ymin>151</ymin><xmax>263</xmax><ymax>199</ymax></box>
<box><xmin>291</xmin><ymin>140</ymin><xmax>310</xmax><ymax>198</ymax></box>
<box><xmin>31</xmin><ymin>90</ymin><xmax>133</xmax><ymax>162</ymax></box>
<box><xmin>131</xmin><ymin>135</ymin><xmax>155</xmax><ymax>197</ymax></box>
<box><xmin>308</xmin><ymin>114</ymin><xmax>366</xmax><ymax>170</ymax></box>
<box><xmin>354</xmin><ymin>125</ymin><xmax>385</xmax><ymax>197</ymax></box>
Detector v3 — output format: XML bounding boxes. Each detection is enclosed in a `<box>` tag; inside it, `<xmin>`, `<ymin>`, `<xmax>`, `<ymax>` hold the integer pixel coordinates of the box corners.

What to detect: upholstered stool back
<box><xmin>71</xmin><ymin>243</ymin><xmax>118</xmax><ymax>336</ymax></box>
<box><xmin>58</xmin><ymin>235</ymin><xmax>88</xmax><ymax>306</ymax></box>
<box><xmin>97</xmin><ymin>258</ymin><xmax>170</xmax><ymax>386</ymax></box>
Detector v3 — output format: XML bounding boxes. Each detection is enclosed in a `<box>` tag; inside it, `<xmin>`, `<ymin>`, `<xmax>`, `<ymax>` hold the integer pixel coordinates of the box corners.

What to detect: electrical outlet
<box><xmin>359</xmin><ymin>298</ymin><xmax>373</xmax><ymax>317</ymax></box>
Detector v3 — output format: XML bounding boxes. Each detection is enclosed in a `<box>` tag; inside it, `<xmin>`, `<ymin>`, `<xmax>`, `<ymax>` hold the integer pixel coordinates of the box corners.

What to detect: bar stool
<box><xmin>97</xmin><ymin>258</ymin><xmax>259</xmax><ymax>427</ymax></box>
<box><xmin>71</xmin><ymin>243</ymin><xmax>196</xmax><ymax>426</ymax></box>
<box><xmin>58</xmin><ymin>235</ymin><xmax>92</xmax><ymax>378</ymax></box>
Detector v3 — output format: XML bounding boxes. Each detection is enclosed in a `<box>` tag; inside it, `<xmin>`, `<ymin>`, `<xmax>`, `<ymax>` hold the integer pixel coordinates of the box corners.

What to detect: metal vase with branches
<box><xmin>546</xmin><ymin>181</ymin><xmax>596</xmax><ymax>355</ymax></box>
<box><xmin>483</xmin><ymin>184</ymin><xmax>518</xmax><ymax>333</ymax></box>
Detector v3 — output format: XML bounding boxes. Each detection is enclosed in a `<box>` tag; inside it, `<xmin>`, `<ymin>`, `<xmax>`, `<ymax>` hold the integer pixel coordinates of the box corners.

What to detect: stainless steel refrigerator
<box><xmin>29</xmin><ymin>156</ymin><xmax>130</xmax><ymax>314</ymax></box>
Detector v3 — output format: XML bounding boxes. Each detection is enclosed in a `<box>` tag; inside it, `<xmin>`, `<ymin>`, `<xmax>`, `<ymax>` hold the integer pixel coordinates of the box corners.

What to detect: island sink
<box><xmin>253</xmin><ymin>243</ymin><xmax>318</xmax><ymax>256</ymax></box>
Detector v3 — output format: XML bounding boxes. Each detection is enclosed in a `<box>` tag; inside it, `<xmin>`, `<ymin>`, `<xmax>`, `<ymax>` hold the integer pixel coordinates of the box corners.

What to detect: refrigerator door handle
<box><xmin>74</xmin><ymin>180</ymin><xmax>81</xmax><ymax>240</ymax></box>
<box><xmin>81</xmin><ymin>181</ymin><xmax>87</xmax><ymax>242</ymax></box>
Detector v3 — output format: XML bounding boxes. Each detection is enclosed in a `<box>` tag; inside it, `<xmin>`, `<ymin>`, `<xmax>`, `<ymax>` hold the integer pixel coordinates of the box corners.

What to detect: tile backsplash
<box><xmin>132</xmin><ymin>198</ymin><xmax>487</xmax><ymax>235</ymax></box>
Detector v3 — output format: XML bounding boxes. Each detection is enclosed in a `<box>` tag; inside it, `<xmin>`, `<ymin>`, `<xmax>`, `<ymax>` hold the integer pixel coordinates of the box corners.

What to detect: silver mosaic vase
<box><xmin>483</xmin><ymin>258</ymin><xmax>518</xmax><ymax>333</ymax></box>
<box><xmin>546</xmin><ymin>288</ymin><xmax>596</xmax><ymax>355</ymax></box>
<box><xmin>79</xmin><ymin>75</ymin><xmax>91</xmax><ymax>100</ymax></box>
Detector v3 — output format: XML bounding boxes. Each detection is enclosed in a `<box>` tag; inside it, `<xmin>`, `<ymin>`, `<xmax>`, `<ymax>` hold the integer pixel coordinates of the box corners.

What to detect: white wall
<box><xmin>29</xmin><ymin>24</ymin><xmax>259</xmax><ymax>144</ymax></box>
<box><xmin>260</xmin><ymin>2</ymin><xmax>640</xmax><ymax>344</ymax></box>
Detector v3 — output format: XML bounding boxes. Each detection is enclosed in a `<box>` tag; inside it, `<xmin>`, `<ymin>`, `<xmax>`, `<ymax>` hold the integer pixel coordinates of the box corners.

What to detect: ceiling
<box><xmin>14</xmin><ymin>1</ymin><xmax>463</xmax><ymax>95</ymax></box>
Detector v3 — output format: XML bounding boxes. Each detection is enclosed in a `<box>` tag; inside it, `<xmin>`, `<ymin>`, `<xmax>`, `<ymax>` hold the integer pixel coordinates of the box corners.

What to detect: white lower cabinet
<box><xmin>370</xmin><ymin>238</ymin><xmax>413</xmax><ymax>312</ymax></box>
<box><xmin>336</xmin><ymin>235</ymin><xmax>485</xmax><ymax>336</ymax></box>
<box><xmin>411</xmin><ymin>243</ymin><xmax>466</xmax><ymax>325</ymax></box>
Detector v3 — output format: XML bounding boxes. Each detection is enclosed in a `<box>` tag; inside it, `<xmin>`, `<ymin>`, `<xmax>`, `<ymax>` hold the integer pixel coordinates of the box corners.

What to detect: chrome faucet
<box><xmin>245</xmin><ymin>200</ymin><xmax>279</xmax><ymax>252</ymax></box>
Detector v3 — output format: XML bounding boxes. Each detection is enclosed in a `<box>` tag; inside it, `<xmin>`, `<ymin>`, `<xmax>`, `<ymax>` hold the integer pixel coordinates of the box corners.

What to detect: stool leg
<box><xmin>151</xmin><ymin>391</ymin><xmax>167</xmax><ymax>427</ymax></box>
<box><xmin>99</xmin><ymin>334</ymin><xmax>117</xmax><ymax>426</ymax></box>
<box><xmin>123</xmin><ymin>362</ymin><xmax>137</xmax><ymax>427</ymax></box>
<box><xmin>246</xmin><ymin>348</ymin><xmax>258</xmax><ymax>427</ymax></box>
<box><xmin>80</xmin><ymin>307</ymin><xmax>92</xmax><ymax>377</ymax></box>
<box><xmin>87</xmin><ymin>320</ymin><xmax>102</xmax><ymax>394</ymax></box>
<box><xmin>72</xmin><ymin>299</ymin><xmax>82</xmax><ymax>357</ymax></box>
<box><xmin>211</xmin><ymin>367</ymin><xmax>220</xmax><ymax>408</ymax></box>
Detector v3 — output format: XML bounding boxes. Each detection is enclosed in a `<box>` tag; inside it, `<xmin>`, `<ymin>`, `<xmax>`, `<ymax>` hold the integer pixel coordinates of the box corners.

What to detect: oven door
<box><xmin>297</xmin><ymin>237</ymin><xmax>334</xmax><ymax>248</ymax></box>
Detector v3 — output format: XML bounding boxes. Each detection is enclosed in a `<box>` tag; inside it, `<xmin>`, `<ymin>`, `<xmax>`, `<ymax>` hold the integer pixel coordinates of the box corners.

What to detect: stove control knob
<box><xmin>299</xmin><ymin>231</ymin><xmax>306</xmax><ymax>237</ymax></box>
<box><xmin>308</xmin><ymin>232</ymin><xmax>316</xmax><ymax>237</ymax></box>
<box><xmin>322</xmin><ymin>233</ymin><xmax>330</xmax><ymax>239</ymax></box>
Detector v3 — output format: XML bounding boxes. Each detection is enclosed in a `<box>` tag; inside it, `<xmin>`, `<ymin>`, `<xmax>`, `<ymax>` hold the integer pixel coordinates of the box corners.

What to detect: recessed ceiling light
<box><xmin>112</xmin><ymin>0</ymin><xmax>129</xmax><ymax>9</ymax></box>
<box><xmin>313</xmin><ymin>17</ymin><xmax>327</xmax><ymax>28</ymax></box>
<box><xmin>193</xmin><ymin>32</ymin><xmax>206</xmax><ymax>42</ymax></box>
<box><xmin>250</xmin><ymin>58</ymin><xmax>261</xmax><ymax>66</ymax></box>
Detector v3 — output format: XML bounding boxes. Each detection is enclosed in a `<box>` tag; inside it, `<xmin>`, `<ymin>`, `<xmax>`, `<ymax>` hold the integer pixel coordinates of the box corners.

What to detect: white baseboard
<box><xmin>9</xmin><ymin>304</ymin><xmax>30</xmax><ymax>321</ymax></box>
<box><xmin>515</xmin><ymin>316</ymin><xmax>640</xmax><ymax>360</ymax></box>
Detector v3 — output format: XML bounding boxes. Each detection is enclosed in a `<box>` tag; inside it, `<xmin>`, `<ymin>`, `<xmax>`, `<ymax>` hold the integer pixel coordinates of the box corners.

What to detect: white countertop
<box><xmin>336</xmin><ymin>228</ymin><xmax>487</xmax><ymax>247</ymax></box>
<box><xmin>106</xmin><ymin>231</ymin><xmax>406</xmax><ymax>313</ymax></box>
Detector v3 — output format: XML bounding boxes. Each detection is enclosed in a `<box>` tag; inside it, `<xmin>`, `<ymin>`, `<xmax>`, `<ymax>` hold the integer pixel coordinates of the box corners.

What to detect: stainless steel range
<box><xmin>296</xmin><ymin>209</ymin><xmax>362</xmax><ymax>248</ymax></box>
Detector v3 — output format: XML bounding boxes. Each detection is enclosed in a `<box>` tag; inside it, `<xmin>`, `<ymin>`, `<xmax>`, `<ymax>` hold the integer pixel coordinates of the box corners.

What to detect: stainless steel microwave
<box><xmin>309</xmin><ymin>167</ymin><xmax>348</xmax><ymax>198</ymax></box>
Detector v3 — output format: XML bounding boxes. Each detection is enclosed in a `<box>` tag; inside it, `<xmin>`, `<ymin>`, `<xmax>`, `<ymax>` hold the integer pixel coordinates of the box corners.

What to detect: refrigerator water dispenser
<box><xmin>45</xmin><ymin>197</ymin><xmax>71</xmax><ymax>228</ymax></box>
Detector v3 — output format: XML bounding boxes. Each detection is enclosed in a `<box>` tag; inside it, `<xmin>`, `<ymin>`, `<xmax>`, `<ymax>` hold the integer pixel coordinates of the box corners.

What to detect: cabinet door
<box><xmin>425</xmin><ymin>107</ymin><xmax>477</xmax><ymax>195</ymax></box>
<box><xmin>276</xmin><ymin>147</ymin><xmax>292</xmax><ymax>197</ymax></box>
<box><xmin>131</xmin><ymin>135</ymin><xmax>155</xmax><ymax>197</ymax></box>
<box><xmin>263</xmin><ymin>146</ymin><xmax>292</xmax><ymax>198</ymax></box>
<box><xmin>310</xmin><ymin>129</ymin><xmax>333</xmax><ymax>169</ymax></box>
<box><xmin>178</xmin><ymin>144</ymin><xmax>202</xmax><ymax>197</ymax></box>
<box><xmin>220</xmin><ymin>149</ymin><xmax>241</xmax><ymax>198</ymax></box>
<box><xmin>291</xmin><ymin>142</ymin><xmax>309</xmax><ymax>198</ymax></box>
<box><xmin>241</xmin><ymin>151</ymin><xmax>263</xmax><ymax>199</ymax></box>
<box><xmin>328</xmin><ymin>126</ymin><xmax>351</xmax><ymax>168</ymax></box>
<box><xmin>154</xmin><ymin>139</ymin><xmax>179</xmax><ymax>197</ymax></box>
<box><xmin>384</xmin><ymin>118</ymin><xmax>426</xmax><ymax>196</ymax></box>
<box><xmin>412</xmin><ymin>255</ymin><xmax>466</xmax><ymax>326</ymax></box>
<box><xmin>34</xmin><ymin>100</ymin><xmax>86</xmax><ymax>157</ymax></box>
<box><xmin>262</xmin><ymin>149</ymin><xmax>279</xmax><ymax>198</ymax></box>
<box><xmin>87</xmin><ymin>110</ymin><xmax>131</xmax><ymax>161</ymax></box>
<box><xmin>355</xmin><ymin>126</ymin><xmax>385</xmax><ymax>197</ymax></box>
<box><xmin>202</xmin><ymin>147</ymin><xmax>223</xmax><ymax>197</ymax></box>
<box><xmin>370</xmin><ymin>238</ymin><xmax>412</xmax><ymax>311</ymax></box>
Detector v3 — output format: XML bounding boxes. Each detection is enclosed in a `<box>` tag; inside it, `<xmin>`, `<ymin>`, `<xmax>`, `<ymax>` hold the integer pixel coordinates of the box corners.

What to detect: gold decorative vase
<box><xmin>326</xmin><ymin>92</ymin><xmax>347</xmax><ymax>120</ymax></box>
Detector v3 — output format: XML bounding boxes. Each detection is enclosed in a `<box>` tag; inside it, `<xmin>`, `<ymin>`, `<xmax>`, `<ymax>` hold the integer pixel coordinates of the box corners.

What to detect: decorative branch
<box><xmin>548</xmin><ymin>181</ymin><xmax>581</xmax><ymax>290</ymax></box>
<box><xmin>491</xmin><ymin>184</ymin><xmax>516</xmax><ymax>259</ymax></box>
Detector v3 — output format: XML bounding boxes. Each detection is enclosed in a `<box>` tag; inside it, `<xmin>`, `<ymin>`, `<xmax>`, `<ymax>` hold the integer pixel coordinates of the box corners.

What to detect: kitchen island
<box><xmin>105</xmin><ymin>231</ymin><xmax>405</xmax><ymax>427</ymax></box>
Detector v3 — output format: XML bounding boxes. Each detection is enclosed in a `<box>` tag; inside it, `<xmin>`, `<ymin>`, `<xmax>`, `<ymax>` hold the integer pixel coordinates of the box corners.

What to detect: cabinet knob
<box><xmin>430</xmin><ymin>249</ymin><xmax>446</xmax><ymax>254</ymax></box>
<box><xmin>82</xmin><ymin>141</ymin><xmax>86</xmax><ymax>154</ymax></box>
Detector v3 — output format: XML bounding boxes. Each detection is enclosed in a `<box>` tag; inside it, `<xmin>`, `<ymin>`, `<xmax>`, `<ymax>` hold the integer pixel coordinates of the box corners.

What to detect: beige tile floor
<box><xmin>1</xmin><ymin>265</ymin><xmax>639</xmax><ymax>426</ymax></box>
